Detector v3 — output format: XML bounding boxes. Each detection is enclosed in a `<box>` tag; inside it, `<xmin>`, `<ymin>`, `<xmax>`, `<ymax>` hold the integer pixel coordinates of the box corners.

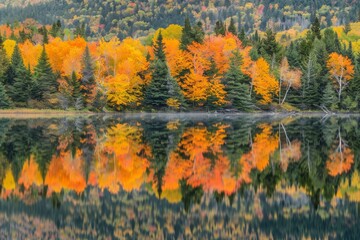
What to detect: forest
<box><xmin>0</xmin><ymin>15</ymin><xmax>359</xmax><ymax>112</ymax></box>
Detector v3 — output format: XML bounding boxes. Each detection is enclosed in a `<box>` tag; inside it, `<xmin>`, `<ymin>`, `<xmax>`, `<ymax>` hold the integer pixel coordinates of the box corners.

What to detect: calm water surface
<box><xmin>0</xmin><ymin>114</ymin><xmax>359</xmax><ymax>239</ymax></box>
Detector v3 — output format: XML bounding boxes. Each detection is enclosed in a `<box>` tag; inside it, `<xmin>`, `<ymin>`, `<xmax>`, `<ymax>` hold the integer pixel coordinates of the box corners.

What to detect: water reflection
<box><xmin>0</xmin><ymin>115</ymin><xmax>359</xmax><ymax>238</ymax></box>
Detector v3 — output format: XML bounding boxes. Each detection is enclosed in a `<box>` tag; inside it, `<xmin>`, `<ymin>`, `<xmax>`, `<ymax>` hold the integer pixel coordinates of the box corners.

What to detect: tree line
<box><xmin>0</xmin><ymin>17</ymin><xmax>359</xmax><ymax>112</ymax></box>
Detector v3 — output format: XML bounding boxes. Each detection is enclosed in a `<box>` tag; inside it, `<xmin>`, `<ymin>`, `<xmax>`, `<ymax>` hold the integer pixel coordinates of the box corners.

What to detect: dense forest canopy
<box><xmin>0</xmin><ymin>0</ymin><xmax>359</xmax><ymax>39</ymax></box>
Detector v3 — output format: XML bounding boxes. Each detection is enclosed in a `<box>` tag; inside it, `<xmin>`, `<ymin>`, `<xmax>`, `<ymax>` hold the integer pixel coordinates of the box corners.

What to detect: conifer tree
<box><xmin>0</xmin><ymin>82</ymin><xmax>11</xmax><ymax>108</ymax></box>
<box><xmin>228</xmin><ymin>18</ymin><xmax>237</xmax><ymax>35</ymax></box>
<box><xmin>144</xmin><ymin>32</ymin><xmax>183</xmax><ymax>110</ymax></box>
<box><xmin>238</xmin><ymin>28</ymin><xmax>247</xmax><ymax>46</ymax></box>
<box><xmin>223</xmin><ymin>51</ymin><xmax>252</xmax><ymax>111</ymax></box>
<box><xmin>42</xmin><ymin>26</ymin><xmax>49</xmax><ymax>44</ymax></box>
<box><xmin>311</xmin><ymin>17</ymin><xmax>321</xmax><ymax>40</ymax></box>
<box><xmin>347</xmin><ymin>55</ymin><xmax>360</xmax><ymax>109</ymax></box>
<box><xmin>0</xmin><ymin>37</ymin><xmax>9</xmax><ymax>83</ymax></box>
<box><xmin>9</xmin><ymin>65</ymin><xmax>32</xmax><ymax>107</ymax></box>
<box><xmin>81</xmin><ymin>46</ymin><xmax>96</xmax><ymax>107</ymax></box>
<box><xmin>180</xmin><ymin>17</ymin><xmax>193</xmax><ymax>50</ymax></box>
<box><xmin>5</xmin><ymin>45</ymin><xmax>23</xmax><ymax>86</ymax></box>
<box><xmin>32</xmin><ymin>46</ymin><xmax>55</xmax><ymax>101</ymax></box>
<box><xmin>322</xmin><ymin>83</ymin><xmax>337</xmax><ymax>110</ymax></box>
<box><xmin>192</xmin><ymin>21</ymin><xmax>205</xmax><ymax>44</ymax></box>
<box><xmin>70</xmin><ymin>71</ymin><xmax>81</xmax><ymax>104</ymax></box>
<box><xmin>344</xmin><ymin>20</ymin><xmax>351</xmax><ymax>35</ymax></box>
<box><xmin>215</xmin><ymin>20</ymin><xmax>225</xmax><ymax>36</ymax></box>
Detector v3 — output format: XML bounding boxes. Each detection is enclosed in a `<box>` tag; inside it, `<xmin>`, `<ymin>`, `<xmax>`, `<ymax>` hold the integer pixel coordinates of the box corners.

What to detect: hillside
<box><xmin>0</xmin><ymin>0</ymin><xmax>359</xmax><ymax>40</ymax></box>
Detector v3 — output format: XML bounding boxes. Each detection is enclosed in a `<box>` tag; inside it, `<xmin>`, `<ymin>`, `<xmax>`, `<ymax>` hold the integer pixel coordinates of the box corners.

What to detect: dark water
<box><xmin>0</xmin><ymin>114</ymin><xmax>359</xmax><ymax>239</ymax></box>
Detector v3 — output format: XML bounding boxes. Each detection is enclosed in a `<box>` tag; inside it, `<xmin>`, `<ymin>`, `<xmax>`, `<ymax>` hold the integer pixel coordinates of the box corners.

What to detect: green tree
<box><xmin>322</xmin><ymin>83</ymin><xmax>337</xmax><ymax>111</ymax></box>
<box><xmin>70</xmin><ymin>71</ymin><xmax>81</xmax><ymax>104</ymax></box>
<box><xmin>180</xmin><ymin>17</ymin><xmax>193</xmax><ymax>50</ymax></box>
<box><xmin>223</xmin><ymin>51</ymin><xmax>252</xmax><ymax>111</ymax></box>
<box><xmin>32</xmin><ymin>46</ymin><xmax>55</xmax><ymax>101</ymax></box>
<box><xmin>228</xmin><ymin>18</ymin><xmax>237</xmax><ymax>35</ymax></box>
<box><xmin>9</xmin><ymin>65</ymin><xmax>32</xmax><ymax>107</ymax></box>
<box><xmin>344</xmin><ymin>20</ymin><xmax>351</xmax><ymax>35</ymax></box>
<box><xmin>0</xmin><ymin>82</ymin><xmax>11</xmax><ymax>108</ymax></box>
<box><xmin>214</xmin><ymin>20</ymin><xmax>225</xmax><ymax>36</ymax></box>
<box><xmin>143</xmin><ymin>32</ymin><xmax>183</xmax><ymax>110</ymax></box>
<box><xmin>81</xmin><ymin>45</ymin><xmax>96</xmax><ymax>107</ymax></box>
<box><xmin>192</xmin><ymin>21</ymin><xmax>205</xmax><ymax>44</ymax></box>
<box><xmin>311</xmin><ymin>17</ymin><xmax>322</xmax><ymax>40</ymax></box>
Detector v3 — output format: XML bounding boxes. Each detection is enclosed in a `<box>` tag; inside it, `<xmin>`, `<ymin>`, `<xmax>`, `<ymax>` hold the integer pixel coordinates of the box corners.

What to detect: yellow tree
<box><xmin>279</xmin><ymin>57</ymin><xmax>302</xmax><ymax>105</ymax></box>
<box><xmin>3</xmin><ymin>39</ymin><xmax>16</xmax><ymax>59</ymax></box>
<box><xmin>19</xmin><ymin>40</ymin><xmax>42</xmax><ymax>72</ymax></box>
<box><xmin>251</xmin><ymin>58</ymin><xmax>279</xmax><ymax>104</ymax></box>
<box><xmin>327</xmin><ymin>53</ymin><xmax>354</xmax><ymax>102</ymax></box>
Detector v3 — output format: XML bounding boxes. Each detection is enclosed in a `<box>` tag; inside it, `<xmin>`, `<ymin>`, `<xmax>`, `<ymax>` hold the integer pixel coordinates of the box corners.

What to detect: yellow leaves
<box><xmin>280</xmin><ymin>57</ymin><xmax>302</xmax><ymax>89</ymax></box>
<box><xmin>210</xmin><ymin>78</ymin><xmax>228</xmax><ymax>106</ymax></box>
<box><xmin>2</xmin><ymin>167</ymin><xmax>16</xmax><ymax>190</ymax></box>
<box><xmin>153</xmin><ymin>24</ymin><xmax>183</xmax><ymax>41</ymax></box>
<box><xmin>181</xmin><ymin>70</ymin><xmax>209</xmax><ymax>103</ymax></box>
<box><xmin>19</xmin><ymin>40</ymin><xmax>42</xmax><ymax>71</ymax></box>
<box><xmin>252</xmin><ymin>58</ymin><xmax>279</xmax><ymax>104</ymax></box>
<box><xmin>164</xmin><ymin>39</ymin><xmax>192</xmax><ymax>78</ymax></box>
<box><xmin>3</xmin><ymin>39</ymin><xmax>16</xmax><ymax>59</ymax></box>
<box><xmin>166</xmin><ymin>98</ymin><xmax>180</xmax><ymax>109</ymax></box>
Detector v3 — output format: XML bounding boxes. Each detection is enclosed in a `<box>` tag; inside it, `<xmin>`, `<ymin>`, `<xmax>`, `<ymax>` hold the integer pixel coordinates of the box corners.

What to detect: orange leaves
<box><xmin>279</xmin><ymin>57</ymin><xmax>302</xmax><ymax>104</ymax></box>
<box><xmin>327</xmin><ymin>53</ymin><xmax>354</xmax><ymax>82</ymax></box>
<box><xmin>251</xmin><ymin>58</ymin><xmax>279</xmax><ymax>104</ymax></box>
<box><xmin>181</xmin><ymin>70</ymin><xmax>209</xmax><ymax>103</ymax></box>
<box><xmin>242</xmin><ymin>124</ymin><xmax>279</xmax><ymax>171</ymax></box>
<box><xmin>18</xmin><ymin>157</ymin><xmax>43</xmax><ymax>189</ymax></box>
<box><xmin>163</xmin><ymin>39</ymin><xmax>192</xmax><ymax>78</ymax></box>
<box><xmin>326</xmin><ymin>52</ymin><xmax>354</xmax><ymax>100</ymax></box>
<box><xmin>326</xmin><ymin>147</ymin><xmax>354</xmax><ymax>177</ymax></box>
<box><xmin>19</xmin><ymin>40</ymin><xmax>42</xmax><ymax>71</ymax></box>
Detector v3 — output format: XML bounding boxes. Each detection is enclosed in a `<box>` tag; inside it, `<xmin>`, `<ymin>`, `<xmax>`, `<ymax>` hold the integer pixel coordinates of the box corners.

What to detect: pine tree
<box><xmin>238</xmin><ymin>28</ymin><xmax>247</xmax><ymax>46</ymax></box>
<box><xmin>9</xmin><ymin>65</ymin><xmax>32</xmax><ymax>107</ymax></box>
<box><xmin>5</xmin><ymin>45</ymin><xmax>23</xmax><ymax>86</ymax></box>
<box><xmin>223</xmin><ymin>51</ymin><xmax>252</xmax><ymax>111</ymax></box>
<box><xmin>214</xmin><ymin>20</ymin><xmax>225</xmax><ymax>36</ymax></box>
<box><xmin>344</xmin><ymin>21</ymin><xmax>351</xmax><ymax>35</ymax></box>
<box><xmin>192</xmin><ymin>21</ymin><xmax>205</xmax><ymax>44</ymax></box>
<box><xmin>81</xmin><ymin>46</ymin><xmax>96</xmax><ymax>107</ymax></box>
<box><xmin>311</xmin><ymin>17</ymin><xmax>321</xmax><ymax>40</ymax></box>
<box><xmin>42</xmin><ymin>26</ymin><xmax>49</xmax><ymax>44</ymax></box>
<box><xmin>32</xmin><ymin>46</ymin><xmax>55</xmax><ymax>101</ymax></box>
<box><xmin>0</xmin><ymin>38</ymin><xmax>9</xmax><ymax>83</ymax></box>
<box><xmin>180</xmin><ymin>17</ymin><xmax>193</xmax><ymax>50</ymax></box>
<box><xmin>70</xmin><ymin>71</ymin><xmax>81</xmax><ymax>104</ymax></box>
<box><xmin>228</xmin><ymin>18</ymin><xmax>237</xmax><ymax>35</ymax></box>
<box><xmin>301</xmin><ymin>52</ymin><xmax>321</xmax><ymax>109</ymax></box>
<box><xmin>322</xmin><ymin>83</ymin><xmax>337</xmax><ymax>110</ymax></box>
<box><xmin>0</xmin><ymin>82</ymin><xmax>11</xmax><ymax>108</ymax></box>
<box><xmin>144</xmin><ymin>32</ymin><xmax>183</xmax><ymax>110</ymax></box>
<box><xmin>261</xmin><ymin>29</ymin><xmax>282</xmax><ymax>66</ymax></box>
<box><xmin>347</xmin><ymin>55</ymin><xmax>360</xmax><ymax>109</ymax></box>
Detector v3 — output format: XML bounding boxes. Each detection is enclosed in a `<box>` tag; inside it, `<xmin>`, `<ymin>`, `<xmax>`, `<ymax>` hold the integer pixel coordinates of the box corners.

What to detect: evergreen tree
<box><xmin>0</xmin><ymin>39</ymin><xmax>9</xmax><ymax>83</ymax></box>
<box><xmin>214</xmin><ymin>20</ymin><xmax>225</xmax><ymax>36</ymax></box>
<box><xmin>192</xmin><ymin>21</ymin><xmax>205</xmax><ymax>44</ymax></box>
<box><xmin>143</xmin><ymin>32</ymin><xmax>183</xmax><ymax>110</ymax></box>
<box><xmin>228</xmin><ymin>18</ymin><xmax>237</xmax><ymax>35</ymax></box>
<box><xmin>5</xmin><ymin>45</ymin><xmax>23</xmax><ymax>86</ymax></box>
<box><xmin>311</xmin><ymin>17</ymin><xmax>322</xmax><ymax>40</ymax></box>
<box><xmin>322</xmin><ymin>83</ymin><xmax>337</xmax><ymax>110</ymax></box>
<box><xmin>261</xmin><ymin>29</ymin><xmax>282</xmax><ymax>66</ymax></box>
<box><xmin>70</xmin><ymin>71</ymin><xmax>81</xmax><ymax>104</ymax></box>
<box><xmin>42</xmin><ymin>26</ymin><xmax>49</xmax><ymax>44</ymax></box>
<box><xmin>9</xmin><ymin>65</ymin><xmax>32</xmax><ymax>107</ymax></box>
<box><xmin>81</xmin><ymin>46</ymin><xmax>96</xmax><ymax>107</ymax></box>
<box><xmin>347</xmin><ymin>55</ymin><xmax>360</xmax><ymax>109</ymax></box>
<box><xmin>180</xmin><ymin>17</ymin><xmax>193</xmax><ymax>50</ymax></box>
<box><xmin>0</xmin><ymin>82</ymin><xmax>11</xmax><ymax>108</ymax></box>
<box><xmin>301</xmin><ymin>52</ymin><xmax>321</xmax><ymax>109</ymax></box>
<box><xmin>344</xmin><ymin>20</ymin><xmax>352</xmax><ymax>35</ymax></box>
<box><xmin>223</xmin><ymin>51</ymin><xmax>252</xmax><ymax>111</ymax></box>
<box><xmin>32</xmin><ymin>46</ymin><xmax>55</xmax><ymax>101</ymax></box>
<box><xmin>238</xmin><ymin>28</ymin><xmax>247</xmax><ymax>46</ymax></box>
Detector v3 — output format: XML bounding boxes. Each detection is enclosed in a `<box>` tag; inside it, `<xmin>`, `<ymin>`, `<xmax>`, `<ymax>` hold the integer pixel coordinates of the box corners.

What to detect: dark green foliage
<box><xmin>70</xmin><ymin>71</ymin><xmax>81</xmax><ymax>104</ymax></box>
<box><xmin>343</xmin><ymin>20</ymin><xmax>351</xmax><ymax>35</ymax></box>
<box><xmin>32</xmin><ymin>46</ymin><xmax>56</xmax><ymax>101</ymax></box>
<box><xmin>310</xmin><ymin>17</ymin><xmax>321</xmax><ymax>40</ymax></box>
<box><xmin>9</xmin><ymin>65</ymin><xmax>32</xmax><ymax>107</ymax></box>
<box><xmin>321</xmin><ymin>83</ymin><xmax>337</xmax><ymax>110</ymax></box>
<box><xmin>228</xmin><ymin>18</ymin><xmax>237</xmax><ymax>35</ymax></box>
<box><xmin>0</xmin><ymin>82</ymin><xmax>11</xmax><ymax>108</ymax></box>
<box><xmin>223</xmin><ymin>51</ymin><xmax>252</xmax><ymax>111</ymax></box>
<box><xmin>81</xmin><ymin>46</ymin><xmax>96</xmax><ymax>107</ymax></box>
<box><xmin>180</xmin><ymin>17</ymin><xmax>193</xmax><ymax>50</ymax></box>
<box><xmin>144</xmin><ymin>32</ymin><xmax>183</xmax><ymax>110</ymax></box>
<box><xmin>214</xmin><ymin>20</ymin><xmax>225</xmax><ymax>36</ymax></box>
<box><xmin>261</xmin><ymin>29</ymin><xmax>282</xmax><ymax>65</ymax></box>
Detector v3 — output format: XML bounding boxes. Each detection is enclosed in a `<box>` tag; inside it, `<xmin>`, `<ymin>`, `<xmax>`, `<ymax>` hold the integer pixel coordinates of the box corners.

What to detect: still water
<box><xmin>0</xmin><ymin>114</ymin><xmax>359</xmax><ymax>239</ymax></box>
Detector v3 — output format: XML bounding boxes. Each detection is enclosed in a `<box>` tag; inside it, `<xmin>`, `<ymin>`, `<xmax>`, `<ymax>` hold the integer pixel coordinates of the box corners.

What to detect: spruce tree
<box><xmin>238</xmin><ymin>28</ymin><xmax>247</xmax><ymax>46</ymax></box>
<box><xmin>311</xmin><ymin>17</ymin><xmax>321</xmax><ymax>40</ymax></box>
<box><xmin>301</xmin><ymin>52</ymin><xmax>321</xmax><ymax>109</ymax></box>
<box><xmin>5</xmin><ymin>45</ymin><xmax>23</xmax><ymax>86</ymax></box>
<box><xmin>70</xmin><ymin>71</ymin><xmax>81</xmax><ymax>104</ymax></box>
<box><xmin>81</xmin><ymin>45</ymin><xmax>96</xmax><ymax>107</ymax></box>
<box><xmin>214</xmin><ymin>20</ymin><xmax>225</xmax><ymax>36</ymax></box>
<box><xmin>223</xmin><ymin>51</ymin><xmax>252</xmax><ymax>111</ymax></box>
<box><xmin>9</xmin><ymin>65</ymin><xmax>32</xmax><ymax>107</ymax></box>
<box><xmin>0</xmin><ymin>39</ymin><xmax>9</xmax><ymax>83</ymax></box>
<box><xmin>348</xmin><ymin>55</ymin><xmax>360</xmax><ymax>109</ymax></box>
<box><xmin>228</xmin><ymin>18</ymin><xmax>237</xmax><ymax>35</ymax></box>
<box><xmin>180</xmin><ymin>17</ymin><xmax>193</xmax><ymax>50</ymax></box>
<box><xmin>144</xmin><ymin>32</ymin><xmax>183</xmax><ymax>110</ymax></box>
<box><xmin>32</xmin><ymin>46</ymin><xmax>55</xmax><ymax>101</ymax></box>
<box><xmin>192</xmin><ymin>21</ymin><xmax>205</xmax><ymax>44</ymax></box>
<box><xmin>0</xmin><ymin>82</ymin><xmax>11</xmax><ymax>108</ymax></box>
<box><xmin>344</xmin><ymin>21</ymin><xmax>351</xmax><ymax>35</ymax></box>
<box><xmin>42</xmin><ymin>26</ymin><xmax>49</xmax><ymax>44</ymax></box>
<box><xmin>322</xmin><ymin>83</ymin><xmax>337</xmax><ymax>110</ymax></box>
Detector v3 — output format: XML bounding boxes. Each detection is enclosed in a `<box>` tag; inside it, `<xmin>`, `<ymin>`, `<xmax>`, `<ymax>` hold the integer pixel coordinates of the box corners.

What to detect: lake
<box><xmin>0</xmin><ymin>114</ymin><xmax>359</xmax><ymax>239</ymax></box>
